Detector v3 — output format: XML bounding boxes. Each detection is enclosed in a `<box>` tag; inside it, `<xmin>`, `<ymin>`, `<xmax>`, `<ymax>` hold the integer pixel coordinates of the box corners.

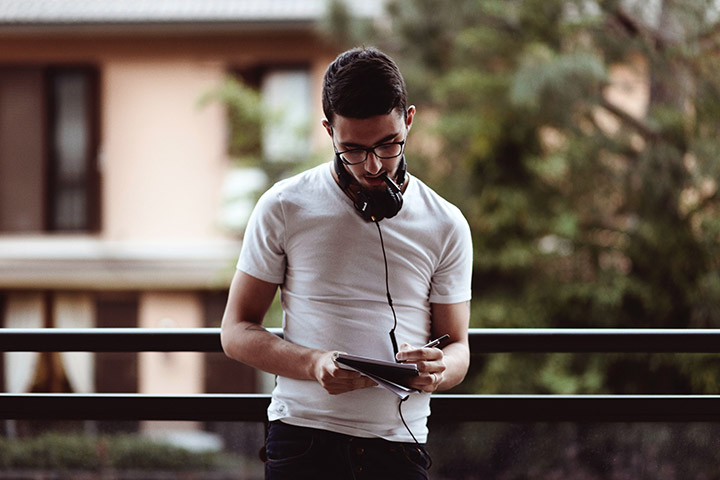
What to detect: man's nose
<box><xmin>364</xmin><ymin>151</ymin><xmax>382</xmax><ymax>174</ymax></box>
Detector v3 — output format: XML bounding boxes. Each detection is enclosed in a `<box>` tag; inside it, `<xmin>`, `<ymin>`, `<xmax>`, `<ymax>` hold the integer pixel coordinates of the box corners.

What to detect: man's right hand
<box><xmin>314</xmin><ymin>351</ymin><xmax>377</xmax><ymax>395</ymax></box>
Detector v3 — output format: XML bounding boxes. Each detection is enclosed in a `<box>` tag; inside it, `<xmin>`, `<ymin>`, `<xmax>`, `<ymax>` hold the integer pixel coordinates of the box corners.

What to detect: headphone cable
<box><xmin>373</xmin><ymin>218</ymin><xmax>400</xmax><ymax>359</ymax></box>
<box><xmin>374</xmin><ymin>219</ymin><xmax>431</xmax><ymax>469</ymax></box>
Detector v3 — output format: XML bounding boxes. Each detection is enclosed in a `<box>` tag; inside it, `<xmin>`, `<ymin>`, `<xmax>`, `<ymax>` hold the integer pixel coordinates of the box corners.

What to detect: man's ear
<box><xmin>406</xmin><ymin>105</ymin><xmax>416</xmax><ymax>131</ymax></box>
<box><xmin>321</xmin><ymin>119</ymin><xmax>333</xmax><ymax>137</ymax></box>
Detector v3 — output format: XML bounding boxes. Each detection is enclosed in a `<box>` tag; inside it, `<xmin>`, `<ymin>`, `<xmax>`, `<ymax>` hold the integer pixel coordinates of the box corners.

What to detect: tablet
<box><xmin>334</xmin><ymin>352</ymin><xmax>419</xmax><ymax>387</ymax></box>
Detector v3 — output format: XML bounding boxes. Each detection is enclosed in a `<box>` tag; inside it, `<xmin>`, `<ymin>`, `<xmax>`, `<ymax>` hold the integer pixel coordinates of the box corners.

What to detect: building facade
<box><xmin>0</xmin><ymin>1</ymin><xmax>380</xmax><ymax>412</ymax></box>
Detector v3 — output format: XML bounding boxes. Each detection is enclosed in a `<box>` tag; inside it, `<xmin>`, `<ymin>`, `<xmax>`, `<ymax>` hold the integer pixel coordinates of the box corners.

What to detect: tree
<box><xmin>327</xmin><ymin>0</ymin><xmax>720</xmax><ymax>394</ymax></box>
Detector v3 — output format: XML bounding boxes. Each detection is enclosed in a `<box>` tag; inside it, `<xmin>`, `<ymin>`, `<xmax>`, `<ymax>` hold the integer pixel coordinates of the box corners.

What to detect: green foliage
<box><xmin>429</xmin><ymin>422</ymin><xmax>720</xmax><ymax>479</ymax></box>
<box><xmin>0</xmin><ymin>433</ymin><xmax>226</xmax><ymax>472</ymax></box>
<box><xmin>0</xmin><ymin>433</ymin><xmax>100</xmax><ymax>470</ymax></box>
<box><xmin>201</xmin><ymin>75</ymin><xmax>326</xmax><ymax>239</ymax></box>
<box><xmin>510</xmin><ymin>46</ymin><xmax>607</xmax><ymax>111</ymax></box>
<box><xmin>200</xmin><ymin>76</ymin><xmax>317</xmax><ymax>188</ymax></box>
<box><xmin>199</xmin><ymin>77</ymin><xmax>264</xmax><ymax>161</ymax></box>
<box><xmin>335</xmin><ymin>0</ymin><xmax>720</xmax><ymax>395</ymax></box>
<box><xmin>108</xmin><ymin>435</ymin><xmax>218</xmax><ymax>470</ymax></box>
<box><xmin>320</xmin><ymin>0</ymin><xmax>378</xmax><ymax>49</ymax></box>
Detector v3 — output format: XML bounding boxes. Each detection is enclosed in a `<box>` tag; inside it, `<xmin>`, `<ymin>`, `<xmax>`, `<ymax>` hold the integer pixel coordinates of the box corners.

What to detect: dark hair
<box><xmin>322</xmin><ymin>47</ymin><xmax>407</xmax><ymax>124</ymax></box>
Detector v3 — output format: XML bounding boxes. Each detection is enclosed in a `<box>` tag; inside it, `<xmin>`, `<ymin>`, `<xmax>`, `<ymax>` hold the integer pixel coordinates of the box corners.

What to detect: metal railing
<box><xmin>2</xmin><ymin>328</ymin><xmax>720</xmax><ymax>423</ymax></box>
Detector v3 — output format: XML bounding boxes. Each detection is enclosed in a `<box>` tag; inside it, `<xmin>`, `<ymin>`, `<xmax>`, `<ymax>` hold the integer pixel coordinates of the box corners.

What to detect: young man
<box><xmin>221</xmin><ymin>47</ymin><xmax>473</xmax><ymax>479</ymax></box>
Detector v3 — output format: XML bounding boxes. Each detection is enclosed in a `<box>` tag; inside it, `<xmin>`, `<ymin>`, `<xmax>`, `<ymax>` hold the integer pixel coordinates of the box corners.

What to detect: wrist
<box><xmin>307</xmin><ymin>349</ymin><xmax>330</xmax><ymax>382</ymax></box>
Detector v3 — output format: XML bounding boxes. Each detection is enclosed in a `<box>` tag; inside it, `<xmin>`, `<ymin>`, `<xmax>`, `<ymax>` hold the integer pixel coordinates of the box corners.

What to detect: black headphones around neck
<box><xmin>334</xmin><ymin>154</ymin><xmax>406</xmax><ymax>222</ymax></box>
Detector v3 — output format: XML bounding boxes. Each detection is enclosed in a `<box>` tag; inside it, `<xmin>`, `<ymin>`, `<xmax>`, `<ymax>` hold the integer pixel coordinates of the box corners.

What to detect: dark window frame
<box><xmin>45</xmin><ymin>66</ymin><xmax>102</xmax><ymax>232</ymax></box>
<box><xmin>0</xmin><ymin>64</ymin><xmax>101</xmax><ymax>234</ymax></box>
<box><xmin>231</xmin><ymin>62</ymin><xmax>311</xmax><ymax>89</ymax></box>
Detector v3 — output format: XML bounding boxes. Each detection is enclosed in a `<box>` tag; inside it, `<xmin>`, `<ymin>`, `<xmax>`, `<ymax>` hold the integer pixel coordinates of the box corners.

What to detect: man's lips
<box><xmin>363</xmin><ymin>174</ymin><xmax>387</xmax><ymax>186</ymax></box>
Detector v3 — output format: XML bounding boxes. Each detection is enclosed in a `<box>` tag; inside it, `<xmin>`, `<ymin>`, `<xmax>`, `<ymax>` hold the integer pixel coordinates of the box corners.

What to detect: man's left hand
<box><xmin>396</xmin><ymin>343</ymin><xmax>446</xmax><ymax>392</ymax></box>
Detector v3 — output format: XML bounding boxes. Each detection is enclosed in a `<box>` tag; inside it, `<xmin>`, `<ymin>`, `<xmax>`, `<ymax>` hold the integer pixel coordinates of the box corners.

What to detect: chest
<box><xmin>283</xmin><ymin>209</ymin><xmax>442</xmax><ymax>301</ymax></box>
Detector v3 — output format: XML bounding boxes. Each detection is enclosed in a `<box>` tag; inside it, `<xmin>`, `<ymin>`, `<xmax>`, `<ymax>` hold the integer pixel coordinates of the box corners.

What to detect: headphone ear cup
<box><xmin>395</xmin><ymin>155</ymin><xmax>407</xmax><ymax>186</ymax></box>
<box><xmin>378</xmin><ymin>185</ymin><xmax>403</xmax><ymax>220</ymax></box>
<box><xmin>361</xmin><ymin>186</ymin><xmax>403</xmax><ymax>221</ymax></box>
<box><xmin>354</xmin><ymin>190</ymin><xmax>376</xmax><ymax>222</ymax></box>
<box><xmin>334</xmin><ymin>153</ymin><xmax>353</xmax><ymax>190</ymax></box>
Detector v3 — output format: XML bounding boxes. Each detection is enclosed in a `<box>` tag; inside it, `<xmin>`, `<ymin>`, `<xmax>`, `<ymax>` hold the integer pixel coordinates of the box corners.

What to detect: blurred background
<box><xmin>1</xmin><ymin>0</ymin><xmax>720</xmax><ymax>478</ymax></box>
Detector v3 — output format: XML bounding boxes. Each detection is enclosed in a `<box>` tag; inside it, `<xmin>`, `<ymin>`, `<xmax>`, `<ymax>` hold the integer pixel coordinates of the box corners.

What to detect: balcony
<box><xmin>1</xmin><ymin>328</ymin><xmax>719</xmax><ymax>479</ymax></box>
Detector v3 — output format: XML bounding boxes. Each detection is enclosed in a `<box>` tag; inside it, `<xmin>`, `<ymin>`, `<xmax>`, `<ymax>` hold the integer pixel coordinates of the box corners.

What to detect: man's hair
<box><xmin>322</xmin><ymin>47</ymin><xmax>407</xmax><ymax>124</ymax></box>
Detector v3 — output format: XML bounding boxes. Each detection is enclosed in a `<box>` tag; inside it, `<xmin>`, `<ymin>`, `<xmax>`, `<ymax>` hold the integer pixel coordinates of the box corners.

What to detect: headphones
<box><xmin>334</xmin><ymin>153</ymin><xmax>406</xmax><ymax>222</ymax></box>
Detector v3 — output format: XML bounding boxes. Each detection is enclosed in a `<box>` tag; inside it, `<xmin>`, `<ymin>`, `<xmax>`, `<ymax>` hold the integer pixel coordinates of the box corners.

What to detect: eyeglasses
<box><xmin>333</xmin><ymin>138</ymin><xmax>406</xmax><ymax>165</ymax></box>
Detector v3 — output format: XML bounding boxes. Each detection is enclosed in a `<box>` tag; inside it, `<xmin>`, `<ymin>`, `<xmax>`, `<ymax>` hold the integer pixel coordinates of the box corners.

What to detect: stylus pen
<box><xmin>398</xmin><ymin>334</ymin><xmax>451</xmax><ymax>362</ymax></box>
<box><xmin>422</xmin><ymin>334</ymin><xmax>450</xmax><ymax>349</ymax></box>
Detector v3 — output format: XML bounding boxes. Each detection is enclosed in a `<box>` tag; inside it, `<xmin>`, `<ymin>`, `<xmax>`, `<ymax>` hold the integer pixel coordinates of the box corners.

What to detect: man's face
<box><xmin>324</xmin><ymin>106</ymin><xmax>415</xmax><ymax>191</ymax></box>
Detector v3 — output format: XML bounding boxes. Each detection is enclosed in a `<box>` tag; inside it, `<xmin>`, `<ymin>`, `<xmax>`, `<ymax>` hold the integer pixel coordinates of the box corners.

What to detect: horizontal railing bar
<box><xmin>1</xmin><ymin>393</ymin><xmax>719</xmax><ymax>423</ymax></box>
<box><xmin>0</xmin><ymin>328</ymin><xmax>226</xmax><ymax>352</ymax></box>
<box><xmin>0</xmin><ymin>393</ymin><xmax>270</xmax><ymax>422</ymax></box>
<box><xmin>431</xmin><ymin>394</ymin><xmax>720</xmax><ymax>422</ymax></box>
<box><xmin>471</xmin><ymin>328</ymin><xmax>720</xmax><ymax>353</ymax></box>
<box><xmin>1</xmin><ymin>328</ymin><xmax>720</xmax><ymax>353</ymax></box>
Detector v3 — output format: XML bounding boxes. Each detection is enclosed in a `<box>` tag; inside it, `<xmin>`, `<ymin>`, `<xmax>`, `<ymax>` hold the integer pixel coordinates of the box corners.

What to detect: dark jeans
<box><xmin>262</xmin><ymin>421</ymin><xmax>431</xmax><ymax>480</ymax></box>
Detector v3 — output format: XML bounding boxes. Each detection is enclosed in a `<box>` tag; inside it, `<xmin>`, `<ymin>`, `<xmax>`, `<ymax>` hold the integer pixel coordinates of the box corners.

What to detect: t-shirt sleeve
<box><xmin>236</xmin><ymin>188</ymin><xmax>287</xmax><ymax>285</ymax></box>
<box><xmin>428</xmin><ymin>207</ymin><xmax>473</xmax><ymax>304</ymax></box>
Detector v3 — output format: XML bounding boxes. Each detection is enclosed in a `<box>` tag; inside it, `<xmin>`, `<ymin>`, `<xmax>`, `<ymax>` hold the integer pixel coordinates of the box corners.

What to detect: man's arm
<box><xmin>396</xmin><ymin>301</ymin><xmax>470</xmax><ymax>392</ymax></box>
<box><xmin>220</xmin><ymin>270</ymin><xmax>376</xmax><ymax>395</ymax></box>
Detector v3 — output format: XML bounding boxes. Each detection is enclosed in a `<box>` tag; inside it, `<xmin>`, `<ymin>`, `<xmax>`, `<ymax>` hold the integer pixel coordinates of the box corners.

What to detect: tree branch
<box><xmin>598</xmin><ymin>96</ymin><xmax>661</xmax><ymax>141</ymax></box>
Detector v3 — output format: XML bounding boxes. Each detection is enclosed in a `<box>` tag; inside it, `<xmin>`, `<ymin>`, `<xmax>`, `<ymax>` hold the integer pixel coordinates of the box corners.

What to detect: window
<box><xmin>260</xmin><ymin>68</ymin><xmax>312</xmax><ymax>162</ymax></box>
<box><xmin>232</xmin><ymin>64</ymin><xmax>312</xmax><ymax>162</ymax></box>
<box><xmin>221</xmin><ymin>65</ymin><xmax>312</xmax><ymax>231</ymax></box>
<box><xmin>0</xmin><ymin>66</ymin><xmax>100</xmax><ymax>233</ymax></box>
<box><xmin>1</xmin><ymin>291</ymin><xmax>138</xmax><ymax>396</ymax></box>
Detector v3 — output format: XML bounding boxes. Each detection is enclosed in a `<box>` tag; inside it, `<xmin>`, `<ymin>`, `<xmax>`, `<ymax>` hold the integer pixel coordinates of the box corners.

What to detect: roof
<box><xmin>0</xmin><ymin>0</ymin><xmax>385</xmax><ymax>31</ymax></box>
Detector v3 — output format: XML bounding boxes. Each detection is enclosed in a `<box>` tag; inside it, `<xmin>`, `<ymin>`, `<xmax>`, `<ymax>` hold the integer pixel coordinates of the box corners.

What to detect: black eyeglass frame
<box><xmin>331</xmin><ymin>128</ymin><xmax>407</xmax><ymax>166</ymax></box>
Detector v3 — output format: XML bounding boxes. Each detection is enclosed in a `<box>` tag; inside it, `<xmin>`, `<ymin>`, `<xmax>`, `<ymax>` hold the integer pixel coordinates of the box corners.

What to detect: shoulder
<box><xmin>256</xmin><ymin>163</ymin><xmax>331</xmax><ymax>207</ymax></box>
<box><xmin>266</xmin><ymin>163</ymin><xmax>330</xmax><ymax>196</ymax></box>
<box><xmin>252</xmin><ymin>162</ymin><xmax>344</xmax><ymax>230</ymax></box>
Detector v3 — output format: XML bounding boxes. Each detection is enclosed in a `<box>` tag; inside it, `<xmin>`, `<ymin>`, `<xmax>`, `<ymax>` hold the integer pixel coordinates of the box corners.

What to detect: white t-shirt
<box><xmin>237</xmin><ymin>162</ymin><xmax>473</xmax><ymax>442</ymax></box>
